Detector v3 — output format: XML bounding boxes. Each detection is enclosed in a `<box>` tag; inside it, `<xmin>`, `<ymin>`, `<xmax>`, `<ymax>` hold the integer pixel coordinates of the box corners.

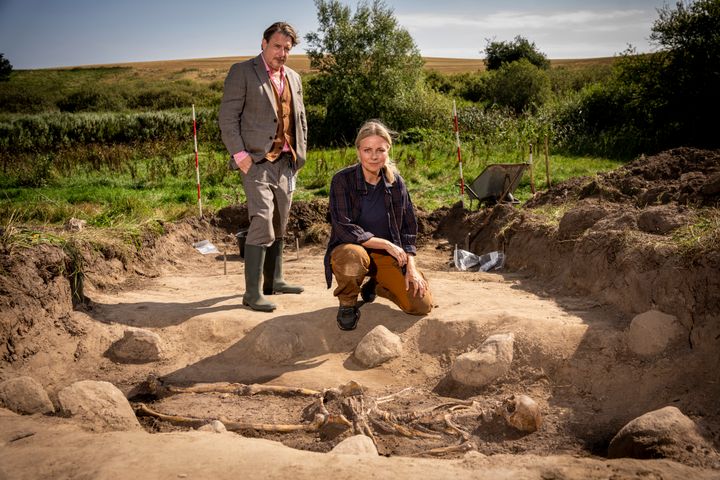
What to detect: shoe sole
<box><xmin>336</xmin><ymin>309</ymin><xmax>360</xmax><ymax>331</ymax></box>
<box><xmin>242</xmin><ymin>300</ymin><xmax>276</xmax><ymax>312</ymax></box>
<box><xmin>337</xmin><ymin>319</ymin><xmax>358</xmax><ymax>330</ymax></box>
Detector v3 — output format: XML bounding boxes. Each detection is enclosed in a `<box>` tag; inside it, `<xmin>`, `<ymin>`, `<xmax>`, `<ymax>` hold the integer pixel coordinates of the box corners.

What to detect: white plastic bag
<box><xmin>453</xmin><ymin>247</ymin><xmax>505</xmax><ymax>272</ymax></box>
<box><xmin>192</xmin><ymin>240</ymin><xmax>220</xmax><ymax>255</ymax></box>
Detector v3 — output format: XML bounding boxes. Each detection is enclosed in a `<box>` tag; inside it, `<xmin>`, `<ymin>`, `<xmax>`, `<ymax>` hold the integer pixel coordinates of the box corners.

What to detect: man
<box><xmin>219</xmin><ymin>22</ymin><xmax>307</xmax><ymax>312</ymax></box>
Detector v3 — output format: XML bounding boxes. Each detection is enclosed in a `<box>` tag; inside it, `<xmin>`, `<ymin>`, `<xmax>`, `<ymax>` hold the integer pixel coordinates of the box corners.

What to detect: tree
<box><xmin>554</xmin><ymin>0</ymin><xmax>720</xmax><ymax>156</ymax></box>
<box><xmin>483</xmin><ymin>36</ymin><xmax>550</xmax><ymax>71</ymax></box>
<box><xmin>0</xmin><ymin>53</ymin><xmax>12</xmax><ymax>81</ymax></box>
<box><xmin>484</xmin><ymin>59</ymin><xmax>550</xmax><ymax>114</ymax></box>
<box><xmin>647</xmin><ymin>0</ymin><xmax>720</xmax><ymax>148</ymax></box>
<box><xmin>305</xmin><ymin>0</ymin><xmax>424</xmax><ymax>144</ymax></box>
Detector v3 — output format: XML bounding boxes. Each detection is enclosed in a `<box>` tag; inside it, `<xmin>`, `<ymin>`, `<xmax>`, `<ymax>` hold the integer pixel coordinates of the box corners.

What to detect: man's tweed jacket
<box><xmin>219</xmin><ymin>54</ymin><xmax>307</xmax><ymax>169</ymax></box>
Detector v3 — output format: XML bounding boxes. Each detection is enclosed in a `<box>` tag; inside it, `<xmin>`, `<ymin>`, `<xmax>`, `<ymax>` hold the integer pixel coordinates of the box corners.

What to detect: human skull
<box><xmin>501</xmin><ymin>394</ymin><xmax>542</xmax><ymax>432</ymax></box>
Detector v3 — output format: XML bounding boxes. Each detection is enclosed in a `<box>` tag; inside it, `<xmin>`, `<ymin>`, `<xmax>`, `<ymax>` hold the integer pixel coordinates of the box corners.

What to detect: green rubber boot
<box><xmin>263</xmin><ymin>240</ymin><xmax>304</xmax><ymax>295</ymax></box>
<box><xmin>243</xmin><ymin>244</ymin><xmax>277</xmax><ymax>312</ymax></box>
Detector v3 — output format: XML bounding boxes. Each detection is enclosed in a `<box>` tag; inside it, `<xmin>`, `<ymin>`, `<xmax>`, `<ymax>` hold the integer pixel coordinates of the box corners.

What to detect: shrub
<box><xmin>548</xmin><ymin>64</ymin><xmax>613</xmax><ymax>95</ymax></box>
<box><xmin>0</xmin><ymin>108</ymin><xmax>222</xmax><ymax>155</ymax></box>
<box><xmin>484</xmin><ymin>59</ymin><xmax>551</xmax><ymax>114</ymax></box>
<box><xmin>484</xmin><ymin>36</ymin><xmax>550</xmax><ymax>71</ymax></box>
<box><xmin>58</xmin><ymin>88</ymin><xmax>124</xmax><ymax>112</ymax></box>
<box><xmin>127</xmin><ymin>88</ymin><xmax>195</xmax><ymax>110</ymax></box>
<box><xmin>0</xmin><ymin>54</ymin><xmax>12</xmax><ymax>82</ymax></box>
<box><xmin>0</xmin><ymin>88</ymin><xmax>55</xmax><ymax>113</ymax></box>
<box><xmin>388</xmin><ymin>85</ymin><xmax>452</xmax><ymax>133</ymax></box>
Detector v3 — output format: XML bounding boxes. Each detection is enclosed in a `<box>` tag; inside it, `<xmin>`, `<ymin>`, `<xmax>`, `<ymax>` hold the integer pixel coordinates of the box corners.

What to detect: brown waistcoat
<box><xmin>266</xmin><ymin>78</ymin><xmax>296</xmax><ymax>162</ymax></box>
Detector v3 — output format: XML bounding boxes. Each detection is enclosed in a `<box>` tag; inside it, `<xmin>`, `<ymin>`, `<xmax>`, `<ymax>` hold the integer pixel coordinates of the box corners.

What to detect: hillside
<box><xmin>59</xmin><ymin>54</ymin><xmax>617</xmax><ymax>79</ymax></box>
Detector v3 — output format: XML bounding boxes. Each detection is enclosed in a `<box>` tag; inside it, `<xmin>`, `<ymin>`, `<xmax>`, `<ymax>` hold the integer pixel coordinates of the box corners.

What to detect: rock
<box><xmin>198</xmin><ymin>420</ymin><xmax>227</xmax><ymax>433</ymax></box>
<box><xmin>701</xmin><ymin>171</ymin><xmax>720</xmax><ymax>196</ymax></box>
<box><xmin>57</xmin><ymin>380</ymin><xmax>141</xmax><ymax>432</ymax></box>
<box><xmin>0</xmin><ymin>407</ymin><xmax>19</xmax><ymax>417</ymax></box>
<box><xmin>354</xmin><ymin>325</ymin><xmax>402</xmax><ymax>368</ymax></box>
<box><xmin>637</xmin><ymin>206</ymin><xmax>689</xmax><ymax>234</ymax></box>
<box><xmin>626</xmin><ymin>310</ymin><xmax>684</xmax><ymax>356</ymax></box>
<box><xmin>608</xmin><ymin>406</ymin><xmax>717</xmax><ymax>466</ymax></box>
<box><xmin>108</xmin><ymin>328</ymin><xmax>162</xmax><ymax>363</ymax></box>
<box><xmin>592</xmin><ymin>211</ymin><xmax>638</xmax><ymax>232</ymax></box>
<box><xmin>253</xmin><ymin>325</ymin><xmax>302</xmax><ymax>363</ymax></box>
<box><xmin>451</xmin><ymin>333</ymin><xmax>514</xmax><ymax>387</ymax></box>
<box><xmin>0</xmin><ymin>376</ymin><xmax>55</xmax><ymax>415</ymax></box>
<box><xmin>463</xmin><ymin>450</ymin><xmax>488</xmax><ymax>460</ymax></box>
<box><xmin>330</xmin><ymin>435</ymin><xmax>378</xmax><ymax>456</ymax></box>
<box><xmin>65</xmin><ymin>217</ymin><xmax>87</xmax><ymax>231</ymax></box>
<box><xmin>418</xmin><ymin>318</ymin><xmax>485</xmax><ymax>354</ymax></box>
<box><xmin>558</xmin><ymin>201</ymin><xmax>609</xmax><ymax>240</ymax></box>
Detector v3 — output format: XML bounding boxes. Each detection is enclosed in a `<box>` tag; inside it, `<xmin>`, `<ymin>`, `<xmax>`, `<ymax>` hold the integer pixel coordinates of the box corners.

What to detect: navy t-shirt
<box><xmin>358</xmin><ymin>181</ymin><xmax>392</xmax><ymax>241</ymax></box>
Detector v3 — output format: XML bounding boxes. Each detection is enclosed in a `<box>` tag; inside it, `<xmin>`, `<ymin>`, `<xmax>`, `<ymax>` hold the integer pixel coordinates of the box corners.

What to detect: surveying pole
<box><xmin>192</xmin><ymin>104</ymin><xmax>203</xmax><ymax>218</ymax></box>
<box><xmin>452</xmin><ymin>100</ymin><xmax>465</xmax><ymax>208</ymax></box>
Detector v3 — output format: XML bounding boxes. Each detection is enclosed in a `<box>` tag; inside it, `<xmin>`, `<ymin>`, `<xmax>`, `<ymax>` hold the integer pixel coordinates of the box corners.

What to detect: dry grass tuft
<box><xmin>672</xmin><ymin>208</ymin><xmax>720</xmax><ymax>256</ymax></box>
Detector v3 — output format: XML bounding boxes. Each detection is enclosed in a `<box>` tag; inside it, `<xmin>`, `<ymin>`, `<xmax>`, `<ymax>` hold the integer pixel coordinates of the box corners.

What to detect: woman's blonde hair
<box><xmin>355</xmin><ymin>119</ymin><xmax>397</xmax><ymax>184</ymax></box>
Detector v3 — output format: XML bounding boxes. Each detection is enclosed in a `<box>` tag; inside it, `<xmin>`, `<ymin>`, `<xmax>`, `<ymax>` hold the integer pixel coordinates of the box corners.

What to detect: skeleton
<box><xmin>136</xmin><ymin>376</ymin><xmax>540</xmax><ymax>456</ymax></box>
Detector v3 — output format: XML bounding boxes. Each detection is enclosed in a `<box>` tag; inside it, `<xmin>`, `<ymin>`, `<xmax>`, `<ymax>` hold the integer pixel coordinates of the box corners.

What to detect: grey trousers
<box><xmin>241</xmin><ymin>153</ymin><xmax>295</xmax><ymax>247</ymax></box>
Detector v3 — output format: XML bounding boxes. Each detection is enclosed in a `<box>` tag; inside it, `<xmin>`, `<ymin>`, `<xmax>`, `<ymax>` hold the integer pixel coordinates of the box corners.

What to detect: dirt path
<box><xmin>3</xmin><ymin>235</ymin><xmax>717</xmax><ymax>478</ymax></box>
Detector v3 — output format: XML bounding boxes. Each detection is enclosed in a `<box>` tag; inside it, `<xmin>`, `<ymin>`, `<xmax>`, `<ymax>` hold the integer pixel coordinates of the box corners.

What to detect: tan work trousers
<box><xmin>330</xmin><ymin>243</ymin><xmax>433</xmax><ymax>315</ymax></box>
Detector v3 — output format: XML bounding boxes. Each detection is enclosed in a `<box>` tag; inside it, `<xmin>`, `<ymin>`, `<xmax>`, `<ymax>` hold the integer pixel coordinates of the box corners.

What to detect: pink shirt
<box><xmin>262</xmin><ymin>55</ymin><xmax>285</xmax><ymax>95</ymax></box>
<box><xmin>232</xmin><ymin>56</ymin><xmax>290</xmax><ymax>166</ymax></box>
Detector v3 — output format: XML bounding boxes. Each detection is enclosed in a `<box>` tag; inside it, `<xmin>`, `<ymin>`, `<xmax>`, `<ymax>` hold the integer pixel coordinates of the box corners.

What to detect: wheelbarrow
<box><xmin>466</xmin><ymin>163</ymin><xmax>529</xmax><ymax>209</ymax></box>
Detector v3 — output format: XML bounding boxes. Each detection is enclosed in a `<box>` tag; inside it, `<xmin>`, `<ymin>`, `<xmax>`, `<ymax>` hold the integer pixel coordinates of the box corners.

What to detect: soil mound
<box><xmin>526</xmin><ymin>146</ymin><xmax>720</xmax><ymax>208</ymax></box>
<box><xmin>437</xmin><ymin>148</ymin><xmax>719</xmax><ymax>326</ymax></box>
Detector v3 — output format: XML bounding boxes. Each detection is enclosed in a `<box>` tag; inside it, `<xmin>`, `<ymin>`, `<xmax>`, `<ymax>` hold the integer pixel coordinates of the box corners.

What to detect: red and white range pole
<box><xmin>452</xmin><ymin>100</ymin><xmax>465</xmax><ymax>207</ymax></box>
<box><xmin>192</xmin><ymin>104</ymin><xmax>203</xmax><ymax>218</ymax></box>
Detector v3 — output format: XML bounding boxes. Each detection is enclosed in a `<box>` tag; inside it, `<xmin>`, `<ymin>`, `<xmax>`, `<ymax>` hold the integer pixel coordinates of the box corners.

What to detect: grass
<box><xmin>526</xmin><ymin>204</ymin><xmax>573</xmax><ymax>227</ymax></box>
<box><xmin>0</xmin><ymin>54</ymin><xmax>627</xmax><ymax>246</ymax></box>
<box><xmin>0</xmin><ymin>142</ymin><xmax>625</xmax><ymax>241</ymax></box>
<box><xmin>0</xmin><ymin>209</ymin><xmax>66</xmax><ymax>254</ymax></box>
<box><xmin>672</xmin><ymin>208</ymin><xmax>720</xmax><ymax>256</ymax></box>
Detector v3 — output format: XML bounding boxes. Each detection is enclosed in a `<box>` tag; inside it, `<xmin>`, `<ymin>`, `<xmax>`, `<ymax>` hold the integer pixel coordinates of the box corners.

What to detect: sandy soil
<box><xmin>0</xmin><ymin>240</ymin><xmax>711</xmax><ymax>478</ymax></box>
<box><xmin>1</xmin><ymin>147</ymin><xmax>719</xmax><ymax>478</ymax></box>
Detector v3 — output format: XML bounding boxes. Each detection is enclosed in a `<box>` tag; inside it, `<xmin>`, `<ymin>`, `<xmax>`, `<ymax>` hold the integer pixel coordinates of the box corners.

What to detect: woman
<box><xmin>324</xmin><ymin>120</ymin><xmax>433</xmax><ymax>330</ymax></box>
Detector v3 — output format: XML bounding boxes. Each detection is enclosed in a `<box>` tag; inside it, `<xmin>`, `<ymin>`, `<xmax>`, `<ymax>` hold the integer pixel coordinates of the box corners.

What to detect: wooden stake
<box><xmin>544</xmin><ymin>135</ymin><xmax>551</xmax><ymax>189</ymax></box>
<box><xmin>529</xmin><ymin>143</ymin><xmax>536</xmax><ymax>194</ymax></box>
<box><xmin>452</xmin><ymin>100</ymin><xmax>465</xmax><ymax>208</ymax></box>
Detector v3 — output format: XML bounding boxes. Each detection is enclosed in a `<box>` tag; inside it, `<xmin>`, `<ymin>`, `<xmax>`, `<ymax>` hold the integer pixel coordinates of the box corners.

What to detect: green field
<box><xmin>0</xmin><ymin>55</ymin><xmax>626</xmax><ymax>249</ymax></box>
<box><xmin>0</xmin><ymin>140</ymin><xmax>622</xmax><ymax>227</ymax></box>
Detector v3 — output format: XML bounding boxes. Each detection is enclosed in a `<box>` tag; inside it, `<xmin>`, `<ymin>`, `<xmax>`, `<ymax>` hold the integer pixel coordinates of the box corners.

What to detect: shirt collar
<box><xmin>260</xmin><ymin>54</ymin><xmax>285</xmax><ymax>78</ymax></box>
<box><xmin>354</xmin><ymin>163</ymin><xmax>392</xmax><ymax>193</ymax></box>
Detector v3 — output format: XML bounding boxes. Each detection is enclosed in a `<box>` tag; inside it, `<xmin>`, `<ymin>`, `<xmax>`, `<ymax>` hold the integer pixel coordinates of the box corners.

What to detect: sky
<box><xmin>0</xmin><ymin>0</ymin><xmax>671</xmax><ymax>69</ymax></box>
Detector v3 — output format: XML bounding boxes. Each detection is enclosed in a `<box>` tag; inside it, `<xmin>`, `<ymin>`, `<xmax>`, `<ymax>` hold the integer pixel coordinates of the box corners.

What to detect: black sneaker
<box><xmin>336</xmin><ymin>306</ymin><xmax>360</xmax><ymax>331</ymax></box>
<box><xmin>360</xmin><ymin>278</ymin><xmax>377</xmax><ymax>303</ymax></box>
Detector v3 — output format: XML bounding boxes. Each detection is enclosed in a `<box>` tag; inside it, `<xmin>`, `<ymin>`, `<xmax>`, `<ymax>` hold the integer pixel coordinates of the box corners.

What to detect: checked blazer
<box><xmin>218</xmin><ymin>54</ymin><xmax>307</xmax><ymax>169</ymax></box>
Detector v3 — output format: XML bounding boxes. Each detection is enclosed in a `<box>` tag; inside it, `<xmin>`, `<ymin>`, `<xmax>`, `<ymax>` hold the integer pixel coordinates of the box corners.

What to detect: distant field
<box><xmin>66</xmin><ymin>54</ymin><xmax>617</xmax><ymax>79</ymax></box>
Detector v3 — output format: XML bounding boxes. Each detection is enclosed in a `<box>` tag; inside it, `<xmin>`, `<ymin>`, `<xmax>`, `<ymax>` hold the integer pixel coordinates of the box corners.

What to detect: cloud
<box><xmin>398</xmin><ymin>9</ymin><xmax>648</xmax><ymax>32</ymax></box>
<box><xmin>396</xmin><ymin>7</ymin><xmax>657</xmax><ymax>58</ymax></box>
